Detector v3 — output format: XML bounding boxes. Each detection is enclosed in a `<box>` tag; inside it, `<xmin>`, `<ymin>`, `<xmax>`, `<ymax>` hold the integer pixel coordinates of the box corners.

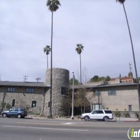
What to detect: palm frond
<box><xmin>76</xmin><ymin>44</ymin><xmax>84</xmax><ymax>54</ymax></box>
<box><xmin>116</xmin><ymin>0</ymin><xmax>125</xmax><ymax>4</ymax></box>
<box><xmin>46</xmin><ymin>0</ymin><xmax>61</xmax><ymax>12</ymax></box>
<box><xmin>44</xmin><ymin>45</ymin><xmax>51</xmax><ymax>55</ymax></box>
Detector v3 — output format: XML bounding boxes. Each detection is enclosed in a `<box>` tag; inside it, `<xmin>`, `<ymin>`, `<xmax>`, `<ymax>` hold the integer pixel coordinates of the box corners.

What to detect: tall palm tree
<box><xmin>75</xmin><ymin>44</ymin><xmax>84</xmax><ymax>84</ymax></box>
<box><xmin>116</xmin><ymin>0</ymin><xmax>140</xmax><ymax>119</ymax></box>
<box><xmin>43</xmin><ymin>45</ymin><xmax>51</xmax><ymax>69</ymax></box>
<box><xmin>46</xmin><ymin>0</ymin><xmax>61</xmax><ymax>118</ymax></box>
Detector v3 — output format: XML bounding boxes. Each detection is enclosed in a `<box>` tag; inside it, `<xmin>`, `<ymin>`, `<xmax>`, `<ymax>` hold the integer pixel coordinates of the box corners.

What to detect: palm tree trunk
<box><xmin>80</xmin><ymin>54</ymin><xmax>82</xmax><ymax>84</ymax></box>
<box><xmin>122</xmin><ymin>3</ymin><xmax>140</xmax><ymax>120</ymax></box>
<box><xmin>49</xmin><ymin>11</ymin><xmax>53</xmax><ymax>118</ymax></box>
<box><xmin>47</xmin><ymin>55</ymin><xmax>48</xmax><ymax>69</ymax></box>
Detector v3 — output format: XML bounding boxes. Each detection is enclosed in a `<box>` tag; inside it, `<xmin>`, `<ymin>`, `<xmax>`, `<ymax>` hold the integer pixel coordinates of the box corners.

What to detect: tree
<box><xmin>90</xmin><ymin>75</ymin><xmax>111</xmax><ymax>82</ymax></box>
<box><xmin>69</xmin><ymin>78</ymin><xmax>79</xmax><ymax>85</ymax></box>
<box><xmin>91</xmin><ymin>75</ymin><xmax>99</xmax><ymax>82</ymax></box>
<box><xmin>116</xmin><ymin>0</ymin><xmax>140</xmax><ymax>120</ymax></box>
<box><xmin>128</xmin><ymin>72</ymin><xmax>133</xmax><ymax>78</ymax></box>
<box><xmin>74</xmin><ymin>88</ymin><xmax>90</xmax><ymax>114</ymax></box>
<box><xmin>105</xmin><ymin>76</ymin><xmax>111</xmax><ymax>81</ymax></box>
<box><xmin>98</xmin><ymin>77</ymin><xmax>105</xmax><ymax>81</ymax></box>
<box><xmin>43</xmin><ymin>45</ymin><xmax>51</xmax><ymax>69</ymax></box>
<box><xmin>46</xmin><ymin>0</ymin><xmax>61</xmax><ymax>118</ymax></box>
<box><xmin>75</xmin><ymin>44</ymin><xmax>84</xmax><ymax>84</ymax></box>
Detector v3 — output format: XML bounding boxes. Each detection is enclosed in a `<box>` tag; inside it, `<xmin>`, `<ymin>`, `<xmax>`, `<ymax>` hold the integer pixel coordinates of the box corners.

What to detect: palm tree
<box><xmin>116</xmin><ymin>0</ymin><xmax>140</xmax><ymax>119</ymax></box>
<box><xmin>46</xmin><ymin>0</ymin><xmax>61</xmax><ymax>118</ymax></box>
<box><xmin>75</xmin><ymin>44</ymin><xmax>84</xmax><ymax>84</ymax></box>
<box><xmin>43</xmin><ymin>45</ymin><xmax>51</xmax><ymax>69</ymax></box>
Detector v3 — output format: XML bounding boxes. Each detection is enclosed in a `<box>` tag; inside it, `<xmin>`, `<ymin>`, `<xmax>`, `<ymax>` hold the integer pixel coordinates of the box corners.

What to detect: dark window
<box><xmin>26</xmin><ymin>88</ymin><xmax>34</xmax><ymax>93</ymax></box>
<box><xmin>7</xmin><ymin>87</ymin><xmax>15</xmax><ymax>92</ymax></box>
<box><xmin>61</xmin><ymin>87</ymin><xmax>68</xmax><ymax>95</ymax></box>
<box><xmin>108</xmin><ymin>90</ymin><xmax>116</xmax><ymax>95</ymax></box>
<box><xmin>12</xmin><ymin>99</ymin><xmax>15</xmax><ymax>107</ymax></box>
<box><xmin>93</xmin><ymin>110</ymin><xmax>103</xmax><ymax>114</ymax></box>
<box><xmin>31</xmin><ymin>101</ymin><xmax>37</xmax><ymax>108</ymax></box>
<box><xmin>105</xmin><ymin>110</ymin><xmax>112</xmax><ymax>114</ymax></box>
<box><xmin>15</xmin><ymin>108</ymin><xmax>18</xmax><ymax>111</ymax></box>
<box><xmin>96</xmin><ymin>110</ymin><xmax>103</xmax><ymax>114</ymax></box>
<box><xmin>128</xmin><ymin>105</ymin><xmax>132</xmax><ymax>111</ymax></box>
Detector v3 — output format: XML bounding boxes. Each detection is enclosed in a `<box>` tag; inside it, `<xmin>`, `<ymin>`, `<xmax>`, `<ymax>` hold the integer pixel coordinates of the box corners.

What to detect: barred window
<box><xmin>31</xmin><ymin>101</ymin><xmax>37</xmax><ymax>108</ymax></box>
<box><xmin>26</xmin><ymin>88</ymin><xmax>34</xmax><ymax>93</ymax></box>
<box><xmin>108</xmin><ymin>89</ymin><xmax>116</xmax><ymax>95</ymax></box>
<box><xmin>7</xmin><ymin>87</ymin><xmax>15</xmax><ymax>92</ymax></box>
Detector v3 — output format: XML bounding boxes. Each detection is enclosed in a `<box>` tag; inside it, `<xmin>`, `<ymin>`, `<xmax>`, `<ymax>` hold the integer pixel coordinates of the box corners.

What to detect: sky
<box><xmin>0</xmin><ymin>0</ymin><xmax>140</xmax><ymax>83</ymax></box>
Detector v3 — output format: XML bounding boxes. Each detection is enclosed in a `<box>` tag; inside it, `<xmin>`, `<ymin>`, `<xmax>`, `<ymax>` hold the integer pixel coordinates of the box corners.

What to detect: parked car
<box><xmin>1</xmin><ymin>108</ymin><xmax>27</xmax><ymax>118</ymax></box>
<box><xmin>81</xmin><ymin>109</ymin><xmax>113</xmax><ymax>121</ymax></box>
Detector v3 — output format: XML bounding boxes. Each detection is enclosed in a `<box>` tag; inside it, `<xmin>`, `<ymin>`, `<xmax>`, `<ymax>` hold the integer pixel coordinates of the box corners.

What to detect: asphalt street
<box><xmin>0</xmin><ymin>117</ymin><xmax>139</xmax><ymax>140</ymax></box>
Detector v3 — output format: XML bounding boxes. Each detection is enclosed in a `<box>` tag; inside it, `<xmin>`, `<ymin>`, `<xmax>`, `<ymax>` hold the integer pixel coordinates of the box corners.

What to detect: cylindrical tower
<box><xmin>44</xmin><ymin>68</ymin><xmax>69</xmax><ymax>117</ymax></box>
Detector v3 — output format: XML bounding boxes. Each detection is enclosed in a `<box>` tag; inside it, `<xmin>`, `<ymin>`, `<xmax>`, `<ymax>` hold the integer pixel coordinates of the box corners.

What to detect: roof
<box><xmin>0</xmin><ymin>81</ymin><xmax>50</xmax><ymax>88</ymax></box>
<box><xmin>109</xmin><ymin>76</ymin><xmax>134</xmax><ymax>81</ymax></box>
<box><xmin>71</xmin><ymin>82</ymin><xmax>138</xmax><ymax>89</ymax></box>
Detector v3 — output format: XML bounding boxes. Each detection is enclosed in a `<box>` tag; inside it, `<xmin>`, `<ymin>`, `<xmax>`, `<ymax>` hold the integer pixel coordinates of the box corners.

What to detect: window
<box><xmin>108</xmin><ymin>89</ymin><xmax>116</xmax><ymax>95</ymax></box>
<box><xmin>92</xmin><ymin>104</ymin><xmax>102</xmax><ymax>110</ymax></box>
<box><xmin>26</xmin><ymin>88</ymin><xmax>34</xmax><ymax>93</ymax></box>
<box><xmin>105</xmin><ymin>110</ymin><xmax>112</xmax><ymax>114</ymax></box>
<box><xmin>7</xmin><ymin>87</ymin><xmax>15</xmax><ymax>92</ymax></box>
<box><xmin>61</xmin><ymin>87</ymin><xmax>68</xmax><ymax>95</ymax></box>
<box><xmin>128</xmin><ymin>105</ymin><xmax>132</xmax><ymax>111</ymax></box>
<box><xmin>31</xmin><ymin>101</ymin><xmax>37</xmax><ymax>108</ymax></box>
<box><xmin>12</xmin><ymin>99</ymin><xmax>15</xmax><ymax>107</ymax></box>
<box><xmin>93</xmin><ymin>110</ymin><xmax>103</xmax><ymax>114</ymax></box>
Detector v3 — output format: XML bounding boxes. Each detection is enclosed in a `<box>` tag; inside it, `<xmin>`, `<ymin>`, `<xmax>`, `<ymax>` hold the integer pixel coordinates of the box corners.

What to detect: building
<box><xmin>0</xmin><ymin>68</ymin><xmax>140</xmax><ymax>116</ymax></box>
<box><xmin>83</xmin><ymin>82</ymin><xmax>139</xmax><ymax>112</ymax></box>
<box><xmin>0</xmin><ymin>68</ymin><xmax>69</xmax><ymax>116</ymax></box>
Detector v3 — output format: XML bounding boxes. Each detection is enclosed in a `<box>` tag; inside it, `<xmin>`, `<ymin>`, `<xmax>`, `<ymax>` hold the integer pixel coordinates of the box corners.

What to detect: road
<box><xmin>0</xmin><ymin>117</ymin><xmax>139</xmax><ymax>140</ymax></box>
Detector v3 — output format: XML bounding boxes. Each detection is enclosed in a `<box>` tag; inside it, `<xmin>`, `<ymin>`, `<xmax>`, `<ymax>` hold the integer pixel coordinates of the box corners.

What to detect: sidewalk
<box><xmin>28</xmin><ymin>115</ymin><xmax>140</xmax><ymax>122</ymax></box>
<box><xmin>115</xmin><ymin>117</ymin><xmax>139</xmax><ymax>122</ymax></box>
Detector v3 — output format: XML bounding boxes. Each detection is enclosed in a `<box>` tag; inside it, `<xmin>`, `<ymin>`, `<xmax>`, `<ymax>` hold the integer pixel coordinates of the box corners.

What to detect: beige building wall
<box><xmin>100</xmin><ymin>88</ymin><xmax>138</xmax><ymax>111</ymax></box>
<box><xmin>85</xmin><ymin>86</ymin><xmax>139</xmax><ymax>111</ymax></box>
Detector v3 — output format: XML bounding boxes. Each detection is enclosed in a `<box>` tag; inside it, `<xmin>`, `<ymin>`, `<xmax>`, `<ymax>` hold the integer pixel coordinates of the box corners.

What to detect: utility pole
<box><xmin>129</xmin><ymin>63</ymin><xmax>132</xmax><ymax>73</ymax></box>
<box><xmin>23</xmin><ymin>75</ymin><xmax>28</xmax><ymax>82</ymax></box>
<box><xmin>36</xmin><ymin>77</ymin><xmax>41</xmax><ymax>82</ymax></box>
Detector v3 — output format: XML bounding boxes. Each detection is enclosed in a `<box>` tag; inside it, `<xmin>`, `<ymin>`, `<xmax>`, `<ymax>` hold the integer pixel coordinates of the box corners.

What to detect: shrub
<box><xmin>135</xmin><ymin>112</ymin><xmax>139</xmax><ymax>118</ymax></box>
<box><xmin>114</xmin><ymin>111</ymin><xmax>121</xmax><ymax>117</ymax></box>
<box><xmin>123</xmin><ymin>111</ymin><xmax>130</xmax><ymax>118</ymax></box>
<box><xmin>6</xmin><ymin>103</ymin><xmax>11</xmax><ymax>110</ymax></box>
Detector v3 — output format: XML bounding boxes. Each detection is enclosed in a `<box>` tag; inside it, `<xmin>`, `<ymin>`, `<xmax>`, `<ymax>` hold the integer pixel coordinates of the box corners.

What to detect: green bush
<box><xmin>123</xmin><ymin>111</ymin><xmax>130</xmax><ymax>118</ymax></box>
<box><xmin>114</xmin><ymin>111</ymin><xmax>121</xmax><ymax>117</ymax></box>
<box><xmin>135</xmin><ymin>112</ymin><xmax>139</xmax><ymax>118</ymax></box>
<box><xmin>6</xmin><ymin>103</ymin><xmax>11</xmax><ymax>110</ymax></box>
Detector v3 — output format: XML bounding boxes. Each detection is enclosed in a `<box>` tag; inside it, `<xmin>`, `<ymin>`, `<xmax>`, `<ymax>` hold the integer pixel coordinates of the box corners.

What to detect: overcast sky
<box><xmin>0</xmin><ymin>0</ymin><xmax>140</xmax><ymax>83</ymax></box>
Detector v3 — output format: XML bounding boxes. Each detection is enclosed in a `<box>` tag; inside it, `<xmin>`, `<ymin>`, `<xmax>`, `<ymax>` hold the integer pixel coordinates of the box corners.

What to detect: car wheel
<box><xmin>103</xmin><ymin>116</ymin><xmax>109</xmax><ymax>122</ymax></box>
<box><xmin>84</xmin><ymin>116</ymin><xmax>90</xmax><ymax>121</ymax></box>
<box><xmin>2</xmin><ymin>114</ymin><xmax>7</xmax><ymax>118</ymax></box>
<box><xmin>17</xmin><ymin>114</ymin><xmax>21</xmax><ymax>118</ymax></box>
